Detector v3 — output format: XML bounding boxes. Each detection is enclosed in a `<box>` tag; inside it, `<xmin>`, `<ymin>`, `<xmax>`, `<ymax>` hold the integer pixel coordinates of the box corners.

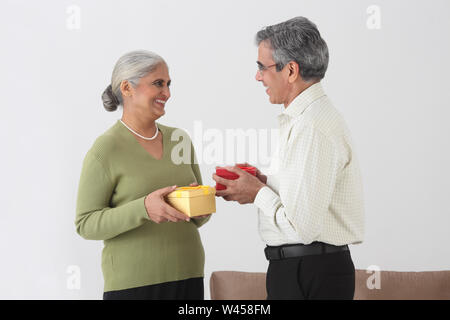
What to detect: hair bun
<box><xmin>101</xmin><ymin>84</ymin><xmax>120</xmax><ymax>112</ymax></box>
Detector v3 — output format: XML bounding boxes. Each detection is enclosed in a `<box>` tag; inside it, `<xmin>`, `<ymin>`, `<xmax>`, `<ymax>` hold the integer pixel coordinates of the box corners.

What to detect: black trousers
<box><xmin>266</xmin><ymin>250</ymin><xmax>355</xmax><ymax>300</ymax></box>
<box><xmin>103</xmin><ymin>277</ymin><xmax>204</xmax><ymax>300</ymax></box>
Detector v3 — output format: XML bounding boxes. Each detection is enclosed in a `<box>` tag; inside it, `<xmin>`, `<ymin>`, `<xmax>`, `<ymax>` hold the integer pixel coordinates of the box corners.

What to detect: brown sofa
<box><xmin>210</xmin><ymin>270</ymin><xmax>450</xmax><ymax>300</ymax></box>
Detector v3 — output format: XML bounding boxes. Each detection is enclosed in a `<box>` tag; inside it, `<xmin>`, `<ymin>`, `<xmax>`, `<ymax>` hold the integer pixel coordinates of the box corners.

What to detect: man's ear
<box><xmin>120</xmin><ymin>80</ymin><xmax>133</xmax><ymax>98</ymax></box>
<box><xmin>288</xmin><ymin>61</ymin><xmax>300</xmax><ymax>83</ymax></box>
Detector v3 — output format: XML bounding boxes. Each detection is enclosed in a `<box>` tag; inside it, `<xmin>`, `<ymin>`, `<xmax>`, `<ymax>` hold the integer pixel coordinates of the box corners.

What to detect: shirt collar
<box><xmin>280</xmin><ymin>82</ymin><xmax>326</xmax><ymax>120</ymax></box>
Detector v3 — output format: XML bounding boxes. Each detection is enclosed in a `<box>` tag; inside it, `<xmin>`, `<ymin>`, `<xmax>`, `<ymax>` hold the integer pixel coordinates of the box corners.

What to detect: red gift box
<box><xmin>215</xmin><ymin>166</ymin><xmax>257</xmax><ymax>190</ymax></box>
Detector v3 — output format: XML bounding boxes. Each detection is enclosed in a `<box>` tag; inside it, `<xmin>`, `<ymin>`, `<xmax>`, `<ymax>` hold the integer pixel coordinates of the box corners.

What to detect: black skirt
<box><xmin>103</xmin><ymin>277</ymin><xmax>204</xmax><ymax>300</ymax></box>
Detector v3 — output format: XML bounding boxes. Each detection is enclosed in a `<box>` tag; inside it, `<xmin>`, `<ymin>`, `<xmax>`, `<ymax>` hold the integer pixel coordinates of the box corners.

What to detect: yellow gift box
<box><xmin>165</xmin><ymin>185</ymin><xmax>216</xmax><ymax>217</ymax></box>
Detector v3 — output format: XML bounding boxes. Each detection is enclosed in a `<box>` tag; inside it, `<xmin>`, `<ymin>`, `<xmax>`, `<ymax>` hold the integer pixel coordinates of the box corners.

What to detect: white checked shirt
<box><xmin>254</xmin><ymin>82</ymin><xmax>365</xmax><ymax>246</ymax></box>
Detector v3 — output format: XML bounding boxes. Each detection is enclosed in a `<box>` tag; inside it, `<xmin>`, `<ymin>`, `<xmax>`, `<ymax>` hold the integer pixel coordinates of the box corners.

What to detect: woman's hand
<box><xmin>189</xmin><ymin>182</ymin><xmax>212</xmax><ymax>220</ymax></box>
<box><xmin>144</xmin><ymin>185</ymin><xmax>190</xmax><ymax>223</ymax></box>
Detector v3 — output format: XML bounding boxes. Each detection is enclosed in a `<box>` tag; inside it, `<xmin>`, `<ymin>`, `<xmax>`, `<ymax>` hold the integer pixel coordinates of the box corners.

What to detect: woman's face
<box><xmin>127</xmin><ymin>63</ymin><xmax>171</xmax><ymax>118</ymax></box>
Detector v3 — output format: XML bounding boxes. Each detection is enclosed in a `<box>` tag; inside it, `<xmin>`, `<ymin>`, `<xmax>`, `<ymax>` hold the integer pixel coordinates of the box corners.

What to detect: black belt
<box><xmin>264</xmin><ymin>242</ymin><xmax>349</xmax><ymax>260</ymax></box>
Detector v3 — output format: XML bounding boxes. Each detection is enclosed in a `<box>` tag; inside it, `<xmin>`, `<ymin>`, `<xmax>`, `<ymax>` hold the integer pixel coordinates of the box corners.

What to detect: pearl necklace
<box><xmin>119</xmin><ymin>120</ymin><xmax>159</xmax><ymax>140</ymax></box>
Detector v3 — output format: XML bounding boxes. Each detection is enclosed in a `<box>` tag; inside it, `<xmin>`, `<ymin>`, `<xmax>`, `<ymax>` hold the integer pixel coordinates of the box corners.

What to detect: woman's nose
<box><xmin>162</xmin><ymin>86</ymin><xmax>171</xmax><ymax>99</ymax></box>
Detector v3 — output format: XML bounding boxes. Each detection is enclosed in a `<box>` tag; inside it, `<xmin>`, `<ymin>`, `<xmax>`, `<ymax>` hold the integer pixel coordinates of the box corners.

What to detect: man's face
<box><xmin>255</xmin><ymin>41</ymin><xmax>289</xmax><ymax>105</ymax></box>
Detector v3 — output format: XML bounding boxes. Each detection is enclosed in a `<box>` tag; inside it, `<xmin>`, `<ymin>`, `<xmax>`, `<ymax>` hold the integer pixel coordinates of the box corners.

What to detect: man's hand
<box><xmin>235</xmin><ymin>162</ymin><xmax>268</xmax><ymax>184</ymax></box>
<box><xmin>213</xmin><ymin>166</ymin><xmax>266</xmax><ymax>204</ymax></box>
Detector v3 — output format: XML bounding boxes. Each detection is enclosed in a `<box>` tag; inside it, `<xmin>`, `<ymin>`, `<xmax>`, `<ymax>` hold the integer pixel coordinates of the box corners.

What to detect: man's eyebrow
<box><xmin>256</xmin><ymin>61</ymin><xmax>264</xmax><ymax>67</ymax></box>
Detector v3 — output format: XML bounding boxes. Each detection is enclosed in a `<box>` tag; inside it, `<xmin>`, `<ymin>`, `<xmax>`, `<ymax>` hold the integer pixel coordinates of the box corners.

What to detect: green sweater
<box><xmin>75</xmin><ymin>120</ymin><xmax>210</xmax><ymax>292</ymax></box>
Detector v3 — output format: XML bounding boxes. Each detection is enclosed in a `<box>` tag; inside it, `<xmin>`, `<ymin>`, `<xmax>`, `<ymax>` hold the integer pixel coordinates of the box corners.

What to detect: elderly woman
<box><xmin>75</xmin><ymin>50</ymin><xmax>210</xmax><ymax>300</ymax></box>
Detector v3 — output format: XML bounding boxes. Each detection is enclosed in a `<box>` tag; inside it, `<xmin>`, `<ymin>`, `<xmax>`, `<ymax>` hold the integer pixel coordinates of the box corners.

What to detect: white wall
<box><xmin>1</xmin><ymin>0</ymin><xmax>449</xmax><ymax>299</ymax></box>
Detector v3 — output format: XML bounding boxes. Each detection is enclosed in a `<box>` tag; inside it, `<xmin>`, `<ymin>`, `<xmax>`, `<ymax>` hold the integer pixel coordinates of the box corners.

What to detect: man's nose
<box><xmin>255</xmin><ymin>70</ymin><xmax>262</xmax><ymax>81</ymax></box>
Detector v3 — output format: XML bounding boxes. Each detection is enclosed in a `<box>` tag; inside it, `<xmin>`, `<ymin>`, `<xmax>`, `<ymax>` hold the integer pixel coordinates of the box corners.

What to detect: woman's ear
<box><xmin>120</xmin><ymin>80</ymin><xmax>133</xmax><ymax>98</ymax></box>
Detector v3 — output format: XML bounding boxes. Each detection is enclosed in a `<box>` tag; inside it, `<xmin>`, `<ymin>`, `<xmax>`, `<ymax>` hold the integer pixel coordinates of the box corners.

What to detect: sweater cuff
<box><xmin>134</xmin><ymin>195</ymin><xmax>150</xmax><ymax>221</ymax></box>
<box><xmin>254</xmin><ymin>186</ymin><xmax>280</xmax><ymax>218</ymax></box>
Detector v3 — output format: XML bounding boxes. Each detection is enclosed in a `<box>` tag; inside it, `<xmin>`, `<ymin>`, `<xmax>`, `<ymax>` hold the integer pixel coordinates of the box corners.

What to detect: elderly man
<box><xmin>213</xmin><ymin>17</ymin><xmax>365</xmax><ymax>300</ymax></box>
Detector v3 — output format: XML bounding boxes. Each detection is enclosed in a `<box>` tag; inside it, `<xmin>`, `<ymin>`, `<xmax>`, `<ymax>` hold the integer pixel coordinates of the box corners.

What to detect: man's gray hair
<box><xmin>102</xmin><ymin>50</ymin><xmax>166</xmax><ymax>111</ymax></box>
<box><xmin>255</xmin><ymin>16</ymin><xmax>329</xmax><ymax>82</ymax></box>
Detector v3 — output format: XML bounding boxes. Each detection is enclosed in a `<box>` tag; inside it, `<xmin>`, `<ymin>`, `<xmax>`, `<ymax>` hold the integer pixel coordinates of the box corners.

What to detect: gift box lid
<box><xmin>166</xmin><ymin>185</ymin><xmax>216</xmax><ymax>198</ymax></box>
<box><xmin>238</xmin><ymin>166</ymin><xmax>257</xmax><ymax>175</ymax></box>
<box><xmin>216</xmin><ymin>166</ymin><xmax>256</xmax><ymax>178</ymax></box>
<box><xmin>216</xmin><ymin>168</ymin><xmax>239</xmax><ymax>179</ymax></box>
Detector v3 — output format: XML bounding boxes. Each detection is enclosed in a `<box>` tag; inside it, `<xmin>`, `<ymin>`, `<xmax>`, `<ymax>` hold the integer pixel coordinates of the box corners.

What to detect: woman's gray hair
<box><xmin>102</xmin><ymin>50</ymin><xmax>166</xmax><ymax>111</ymax></box>
<box><xmin>255</xmin><ymin>16</ymin><xmax>329</xmax><ymax>82</ymax></box>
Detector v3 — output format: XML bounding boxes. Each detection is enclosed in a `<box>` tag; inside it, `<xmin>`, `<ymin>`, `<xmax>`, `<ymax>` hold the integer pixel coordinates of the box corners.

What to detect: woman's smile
<box><xmin>155</xmin><ymin>99</ymin><xmax>167</xmax><ymax>108</ymax></box>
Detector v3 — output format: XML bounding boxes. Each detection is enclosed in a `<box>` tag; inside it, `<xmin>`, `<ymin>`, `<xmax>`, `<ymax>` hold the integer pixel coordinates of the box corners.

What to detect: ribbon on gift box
<box><xmin>174</xmin><ymin>185</ymin><xmax>211</xmax><ymax>198</ymax></box>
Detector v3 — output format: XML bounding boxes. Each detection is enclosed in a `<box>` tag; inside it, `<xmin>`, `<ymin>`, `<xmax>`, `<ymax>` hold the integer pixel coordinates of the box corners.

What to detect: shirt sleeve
<box><xmin>189</xmin><ymin>141</ymin><xmax>211</xmax><ymax>228</ymax></box>
<box><xmin>254</xmin><ymin>124</ymin><xmax>341</xmax><ymax>244</ymax></box>
<box><xmin>75</xmin><ymin>152</ymin><xmax>150</xmax><ymax>241</ymax></box>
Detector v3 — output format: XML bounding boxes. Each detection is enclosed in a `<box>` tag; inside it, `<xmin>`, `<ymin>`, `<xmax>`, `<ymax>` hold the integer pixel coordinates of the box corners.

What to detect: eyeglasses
<box><xmin>257</xmin><ymin>61</ymin><xmax>278</xmax><ymax>75</ymax></box>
